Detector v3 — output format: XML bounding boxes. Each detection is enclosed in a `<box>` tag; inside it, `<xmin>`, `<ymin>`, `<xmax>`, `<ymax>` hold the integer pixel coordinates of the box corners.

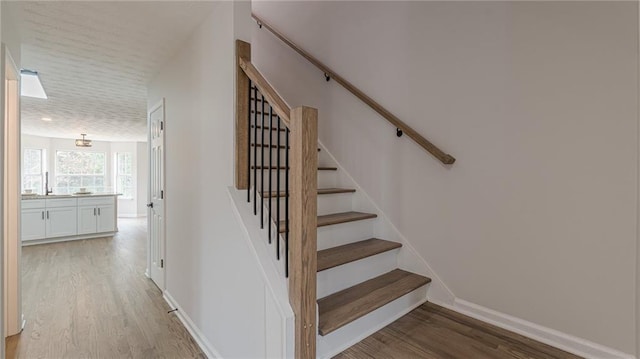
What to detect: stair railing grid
<box><xmin>235</xmin><ymin>40</ymin><xmax>318</xmax><ymax>359</ymax></box>
<box><xmin>248</xmin><ymin>84</ymin><xmax>291</xmax><ymax>275</ymax></box>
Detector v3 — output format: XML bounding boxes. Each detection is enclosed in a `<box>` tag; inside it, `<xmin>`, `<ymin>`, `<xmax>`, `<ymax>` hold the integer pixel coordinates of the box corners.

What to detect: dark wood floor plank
<box><xmin>333</xmin><ymin>302</ymin><xmax>583</xmax><ymax>359</ymax></box>
<box><xmin>6</xmin><ymin>218</ymin><xmax>205</xmax><ymax>359</ymax></box>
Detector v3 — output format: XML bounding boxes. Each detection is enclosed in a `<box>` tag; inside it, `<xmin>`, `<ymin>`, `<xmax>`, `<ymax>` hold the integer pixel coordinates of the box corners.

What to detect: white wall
<box><xmin>147</xmin><ymin>1</ymin><xmax>288</xmax><ymax>357</ymax></box>
<box><xmin>252</xmin><ymin>1</ymin><xmax>639</xmax><ymax>356</ymax></box>
<box><xmin>1</xmin><ymin>2</ymin><xmax>21</xmax><ymax>69</ymax></box>
<box><xmin>111</xmin><ymin>141</ymin><xmax>148</xmax><ymax>217</ymax></box>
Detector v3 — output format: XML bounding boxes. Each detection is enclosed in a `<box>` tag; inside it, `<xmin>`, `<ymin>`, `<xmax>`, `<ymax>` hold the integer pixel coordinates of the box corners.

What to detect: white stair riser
<box><xmin>259</xmin><ymin>220</ymin><xmax>376</xmax><ymax>260</ymax></box>
<box><xmin>317</xmin><ymin>249</ymin><xmax>399</xmax><ymax>298</ymax></box>
<box><xmin>249</xmin><ymin>148</ymin><xmax>322</xmax><ymax>167</ymax></box>
<box><xmin>316</xmin><ymin>286</ymin><xmax>428</xmax><ymax>359</ymax></box>
<box><xmin>264</xmin><ymin>193</ymin><xmax>353</xmax><ymax>219</ymax></box>
<box><xmin>253</xmin><ymin>204</ymin><xmax>372</xmax><ymax>252</ymax></box>
<box><xmin>252</xmin><ymin>170</ymin><xmax>337</xmax><ymax>190</ymax></box>
<box><xmin>316</xmin><ymin>220</ymin><xmax>374</xmax><ymax>250</ymax></box>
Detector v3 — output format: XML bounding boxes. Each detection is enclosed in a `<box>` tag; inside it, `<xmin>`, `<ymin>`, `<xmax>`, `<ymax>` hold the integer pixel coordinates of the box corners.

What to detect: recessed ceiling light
<box><xmin>20</xmin><ymin>69</ymin><xmax>48</xmax><ymax>99</ymax></box>
<box><xmin>41</xmin><ymin>117</ymin><xmax>52</xmax><ymax>122</ymax></box>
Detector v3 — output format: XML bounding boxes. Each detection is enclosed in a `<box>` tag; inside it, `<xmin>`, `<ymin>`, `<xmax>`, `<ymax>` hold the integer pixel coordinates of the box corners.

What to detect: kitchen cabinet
<box><xmin>46</xmin><ymin>206</ymin><xmax>78</xmax><ymax>238</ymax></box>
<box><xmin>21</xmin><ymin>198</ymin><xmax>78</xmax><ymax>242</ymax></box>
<box><xmin>45</xmin><ymin>198</ymin><xmax>78</xmax><ymax>238</ymax></box>
<box><xmin>21</xmin><ymin>195</ymin><xmax>119</xmax><ymax>244</ymax></box>
<box><xmin>77</xmin><ymin>197</ymin><xmax>117</xmax><ymax>235</ymax></box>
<box><xmin>21</xmin><ymin>208</ymin><xmax>46</xmax><ymax>241</ymax></box>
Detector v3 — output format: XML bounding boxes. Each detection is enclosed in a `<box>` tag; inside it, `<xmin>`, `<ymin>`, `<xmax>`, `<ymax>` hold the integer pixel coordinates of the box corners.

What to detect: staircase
<box><xmin>255</xmin><ymin>139</ymin><xmax>432</xmax><ymax>356</ymax></box>
<box><xmin>235</xmin><ymin>33</ymin><xmax>452</xmax><ymax>357</ymax></box>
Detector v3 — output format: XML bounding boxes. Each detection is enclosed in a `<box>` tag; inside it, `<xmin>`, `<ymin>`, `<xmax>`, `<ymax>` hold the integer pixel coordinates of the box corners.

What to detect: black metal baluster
<box><xmin>276</xmin><ymin>116</ymin><xmax>281</xmax><ymax>260</ymax></box>
<box><xmin>268</xmin><ymin>106</ymin><xmax>273</xmax><ymax>244</ymax></box>
<box><xmin>285</xmin><ymin>127</ymin><xmax>290</xmax><ymax>278</ymax></box>
<box><xmin>253</xmin><ymin>87</ymin><xmax>258</xmax><ymax>215</ymax></box>
<box><xmin>247</xmin><ymin>82</ymin><xmax>252</xmax><ymax>203</ymax></box>
<box><xmin>260</xmin><ymin>95</ymin><xmax>265</xmax><ymax>228</ymax></box>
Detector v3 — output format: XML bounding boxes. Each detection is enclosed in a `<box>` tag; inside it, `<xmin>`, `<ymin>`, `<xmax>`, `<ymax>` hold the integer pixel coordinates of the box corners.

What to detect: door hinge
<box><xmin>161</xmin><ymin>259</ymin><xmax>164</xmax><ymax>268</ymax></box>
<box><xmin>160</xmin><ymin>121</ymin><xmax>164</xmax><ymax>131</ymax></box>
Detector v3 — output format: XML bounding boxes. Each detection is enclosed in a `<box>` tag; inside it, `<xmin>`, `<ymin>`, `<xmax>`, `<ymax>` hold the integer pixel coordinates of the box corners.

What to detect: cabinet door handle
<box><xmin>41</xmin><ymin>211</ymin><xmax>44</xmax><ymax>220</ymax></box>
<box><xmin>46</xmin><ymin>211</ymin><xmax>49</xmax><ymax>220</ymax></box>
<box><xmin>98</xmin><ymin>208</ymin><xmax>101</xmax><ymax>216</ymax></box>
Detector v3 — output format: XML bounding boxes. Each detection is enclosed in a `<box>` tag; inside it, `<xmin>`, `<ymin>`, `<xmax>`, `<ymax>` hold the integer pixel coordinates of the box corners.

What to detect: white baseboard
<box><xmin>440</xmin><ymin>299</ymin><xmax>636</xmax><ymax>359</ymax></box>
<box><xmin>163</xmin><ymin>291</ymin><xmax>223</xmax><ymax>359</ymax></box>
<box><xmin>21</xmin><ymin>232</ymin><xmax>117</xmax><ymax>246</ymax></box>
<box><xmin>118</xmin><ymin>214</ymin><xmax>147</xmax><ymax>218</ymax></box>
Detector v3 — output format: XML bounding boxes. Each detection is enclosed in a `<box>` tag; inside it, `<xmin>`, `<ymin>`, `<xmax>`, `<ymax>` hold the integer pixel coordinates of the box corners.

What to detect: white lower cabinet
<box><xmin>21</xmin><ymin>196</ymin><xmax>118</xmax><ymax>243</ymax></box>
<box><xmin>21</xmin><ymin>208</ymin><xmax>46</xmax><ymax>241</ymax></box>
<box><xmin>21</xmin><ymin>198</ymin><xmax>78</xmax><ymax>242</ymax></box>
<box><xmin>78</xmin><ymin>206</ymin><xmax>98</xmax><ymax>235</ymax></box>
<box><xmin>46</xmin><ymin>206</ymin><xmax>78</xmax><ymax>238</ymax></box>
<box><xmin>77</xmin><ymin>197</ymin><xmax>117</xmax><ymax>235</ymax></box>
<box><xmin>97</xmin><ymin>205</ymin><xmax>116</xmax><ymax>233</ymax></box>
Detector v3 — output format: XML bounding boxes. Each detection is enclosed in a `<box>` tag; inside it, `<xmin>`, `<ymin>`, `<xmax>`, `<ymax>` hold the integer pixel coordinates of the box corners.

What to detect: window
<box><xmin>55</xmin><ymin>151</ymin><xmax>106</xmax><ymax>194</ymax></box>
<box><xmin>22</xmin><ymin>148</ymin><xmax>45</xmax><ymax>194</ymax></box>
<box><xmin>115</xmin><ymin>152</ymin><xmax>133</xmax><ymax>199</ymax></box>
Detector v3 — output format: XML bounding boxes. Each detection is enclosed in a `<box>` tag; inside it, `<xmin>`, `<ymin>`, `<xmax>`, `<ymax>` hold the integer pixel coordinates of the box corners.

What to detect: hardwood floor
<box><xmin>334</xmin><ymin>302</ymin><xmax>582</xmax><ymax>359</ymax></box>
<box><xmin>6</xmin><ymin>218</ymin><xmax>205</xmax><ymax>359</ymax></box>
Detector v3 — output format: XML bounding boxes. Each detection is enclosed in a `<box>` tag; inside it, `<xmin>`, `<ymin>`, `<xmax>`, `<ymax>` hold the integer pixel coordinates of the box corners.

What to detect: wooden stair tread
<box><xmin>251</xmin><ymin>166</ymin><xmax>335</xmax><ymax>170</ymax></box>
<box><xmin>278</xmin><ymin>211</ymin><xmax>377</xmax><ymax>233</ymax></box>
<box><xmin>317</xmin><ymin>238</ymin><xmax>401</xmax><ymax>272</ymax></box>
<box><xmin>317</xmin><ymin>269</ymin><xmax>431</xmax><ymax>335</ymax></box>
<box><xmin>262</xmin><ymin>187</ymin><xmax>355</xmax><ymax>199</ymax></box>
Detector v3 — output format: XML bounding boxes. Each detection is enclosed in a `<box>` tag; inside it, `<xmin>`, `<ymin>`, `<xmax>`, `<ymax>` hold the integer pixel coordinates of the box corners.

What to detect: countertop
<box><xmin>21</xmin><ymin>193</ymin><xmax>122</xmax><ymax>200</ymax></box>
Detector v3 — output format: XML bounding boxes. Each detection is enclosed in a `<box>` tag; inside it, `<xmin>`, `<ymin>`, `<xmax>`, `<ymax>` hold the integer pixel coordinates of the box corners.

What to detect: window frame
<box><xmin>54</xmin><ymin>150</ymin><xmax>107</xmax><ymax>194</ymax></box>
<box><xmin>22</xmin><ymin>148</ymin><xmax>46</xmax><ymax>194</ymax></box>
<box><xmin>114</xmin><ymin>152</ymin><xmax>134</xmax><ymax>199</ymax></box>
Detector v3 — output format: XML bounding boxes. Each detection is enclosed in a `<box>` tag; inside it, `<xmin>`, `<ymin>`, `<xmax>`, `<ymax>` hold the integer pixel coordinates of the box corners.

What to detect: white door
<box><xmin>96</xmin><ymin>205</ymin><xmax>115</xmax><ymax>233</ymax></box>
<box><xmin>77</xmin><ymin>206</ymin><xmax>97</xmax><ymax>235</ymax></box>
<box><xmin>46</xmin><ymin>207</ymin><xmax>78</xmax><ymax>238</ymax></box>
<box><xmin>21</xmin><ymin>208</ymin><xmax>45</xmax><ymax>241</ymax></box>
<box><xmin>148</xmin><ymin>100</ymin><xmax>165</xmax><ymax>290</ymax></box>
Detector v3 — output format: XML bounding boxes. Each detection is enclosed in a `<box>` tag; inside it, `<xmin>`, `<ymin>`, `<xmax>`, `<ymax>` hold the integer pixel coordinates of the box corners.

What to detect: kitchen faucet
<box><xmin>45</xmin><ymin>171</ymin><xmax>53</xmax><ymax>195</ymax></box>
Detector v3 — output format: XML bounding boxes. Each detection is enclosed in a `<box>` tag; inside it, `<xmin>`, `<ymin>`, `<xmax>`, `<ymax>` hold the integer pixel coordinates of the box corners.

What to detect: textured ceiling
<box><xmin>14</xmin><ymin>1</ymin><xmax>215</xmax><ymax>142</ymax></box>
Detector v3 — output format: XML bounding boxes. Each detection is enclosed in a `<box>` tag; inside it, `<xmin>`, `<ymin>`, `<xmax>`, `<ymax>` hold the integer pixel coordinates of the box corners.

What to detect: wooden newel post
<box><xmin>289</xmin><ymin>106</ymin><xmax>318</xmax><ymax>359</ymax></box>
<box><xmin>235</xmin><ymin>40</ymin><xmax>251</xmax><ymax>189</ymax></box>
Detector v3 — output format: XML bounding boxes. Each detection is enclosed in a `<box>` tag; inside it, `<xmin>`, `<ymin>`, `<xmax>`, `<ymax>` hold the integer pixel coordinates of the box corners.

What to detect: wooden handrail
<box><xmin>239</xmin><ymin>56</ymin><xmax>291</xmax><ymax>128</ymax></box>
<box><xmin>235</xmin><ymin>40</ymin><xmax>251</xmax><ymax>190</ymax></box>
<box><xmin>253</xmin><ymin>13</ymin><xmax>456</xmax><ymax>165</ymax></box>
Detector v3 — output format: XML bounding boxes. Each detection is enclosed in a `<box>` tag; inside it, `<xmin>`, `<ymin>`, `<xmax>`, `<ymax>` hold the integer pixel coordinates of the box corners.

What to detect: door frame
<box><xmin>147</xmin><ymin>99</ymin><xmax>166</xmax><ymax>291</ymax></box>
<box><xmin>2</xmin><ymin>44</ymin><xmax>22</xmax><ymax>339</ymax></box>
